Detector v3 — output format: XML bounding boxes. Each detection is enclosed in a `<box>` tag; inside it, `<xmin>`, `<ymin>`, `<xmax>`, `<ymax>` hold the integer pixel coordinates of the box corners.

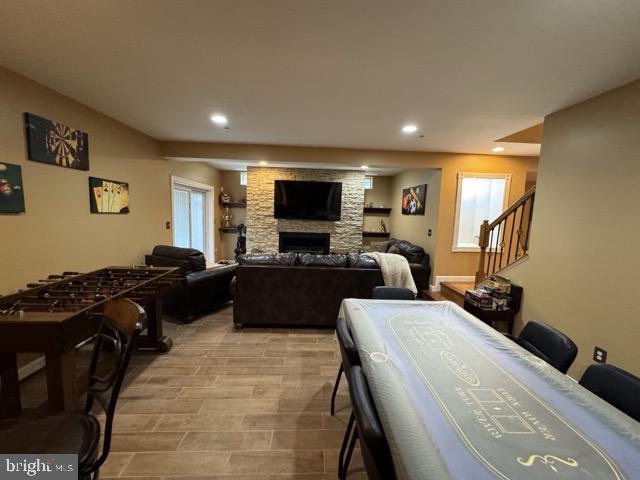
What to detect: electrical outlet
<box><xmin>428</xmin><ymin>229</ymin><xmax>432</xmax><ymax>237</ymax></box>
<box><xmin>593</xmin><ymin>346</ymin><xmax>607</xmax><ymax>363</ymax></box>
<box><xmin>165</xmin><ymin>221</ymin><xmax>171</xmax><ymax>230</ymax></box>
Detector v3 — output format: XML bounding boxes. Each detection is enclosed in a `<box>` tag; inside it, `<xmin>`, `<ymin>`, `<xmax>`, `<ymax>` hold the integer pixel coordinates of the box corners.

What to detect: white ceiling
<box><xmin>1</xmin><ymin>0</ymin><xmax>640</xmax><ymax>157</ymax></box>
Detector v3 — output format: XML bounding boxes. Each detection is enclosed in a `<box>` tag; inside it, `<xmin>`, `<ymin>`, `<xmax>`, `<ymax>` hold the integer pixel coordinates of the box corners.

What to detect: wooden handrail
<box><xmin>488</xmin><ymin>186</ymin><xmax>536</xmax><ymax>229</ymax></box>
<box><xmin>476</xmin><ymin>186</ymin><xmax>536</xmax><ymax>285</ymax></box>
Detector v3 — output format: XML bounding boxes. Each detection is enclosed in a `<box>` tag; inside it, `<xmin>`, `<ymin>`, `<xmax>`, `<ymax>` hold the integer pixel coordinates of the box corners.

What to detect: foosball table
<box><xmin>0</xmin><ymin>266</ymin><xmax>181</xmax><ymax>416</ymax></box>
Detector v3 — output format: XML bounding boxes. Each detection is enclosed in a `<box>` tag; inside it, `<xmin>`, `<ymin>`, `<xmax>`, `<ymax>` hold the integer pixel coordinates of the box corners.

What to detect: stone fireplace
<box><xmin>246</xmin><ymin>167</ymin><xmax>364</xmax><ymax>252</ymax></box>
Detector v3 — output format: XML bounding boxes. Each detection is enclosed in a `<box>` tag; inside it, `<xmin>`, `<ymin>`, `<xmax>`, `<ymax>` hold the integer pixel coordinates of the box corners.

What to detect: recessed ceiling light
<box><xmin>492</xmin><ymin>146</ymin><xmax>505</xmax><ymax>152</ymax></box>
<box><xmin>402</xmin><ymin>124</ymin><xmax>418</xmax><ymax>134</ymax></box>
<box><xmin>361</xmin><ymin>165</ymin><xmax>369</xmax><ymax>169</ymax></box>
<box><xmin>259</xmin><ymin>160</ymin><xmax>268</xmax><ymax>165</ymax></box>
<box><xmin>210</xmin><ymin>114</ymin><xmax>228</xmax><ymax>125</ymax></box>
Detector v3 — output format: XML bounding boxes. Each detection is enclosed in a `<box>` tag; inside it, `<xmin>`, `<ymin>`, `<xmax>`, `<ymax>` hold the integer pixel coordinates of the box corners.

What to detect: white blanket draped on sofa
<box><xmin>363</xmin><ymin>252</ymin><xmax>417</xmax><ymax>295</ymax></box>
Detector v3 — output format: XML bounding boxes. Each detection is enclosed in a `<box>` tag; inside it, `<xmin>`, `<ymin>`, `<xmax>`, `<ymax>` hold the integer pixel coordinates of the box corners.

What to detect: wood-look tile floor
<box><xmin>17</xmin><ymin>303</ymin><xmax>367</xmax><ymax>479</ymax></box>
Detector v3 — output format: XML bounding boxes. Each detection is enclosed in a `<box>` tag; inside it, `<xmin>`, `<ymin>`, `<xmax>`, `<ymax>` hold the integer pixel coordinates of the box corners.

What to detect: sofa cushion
<box><xmin>348</xmin><ymin>253</ymin><xmax>379</xmax><ymax>269</ymax></box>
<box><xmin>238</xmin><ymin>252</ymin><xmax>298</xmax><ymax>266</ymax></box>
<box><xmin>390</xmin><ymin>239</ymin><xmax>425</xmax><ymax>263</ymax></box>
<box><xmin>299</xmin><ymin>253</ymin><xmax>349</xmax><ymax>268</ymax></box>
<box><xmin>151</xmin><ymin>245</ymin><xmax>206</xmax><ymax>272</ymax></box>
<box><xmin>362</xmin><ymin>240</ymin><xmax>392</xmax><ymax>253</ymax></box>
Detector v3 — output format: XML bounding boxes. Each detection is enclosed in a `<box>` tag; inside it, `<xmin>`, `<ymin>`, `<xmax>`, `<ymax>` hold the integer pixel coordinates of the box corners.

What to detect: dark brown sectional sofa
<box><xmin>232</xmin><ymin>240</ymin><xmax>430</xmax><ymax>328</ymax></box>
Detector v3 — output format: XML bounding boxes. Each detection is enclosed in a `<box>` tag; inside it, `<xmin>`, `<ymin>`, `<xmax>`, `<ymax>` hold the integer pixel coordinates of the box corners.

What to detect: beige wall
<box><xmin>218</xmin><ymin>170</ymin><xmax>247</xmax><ymax>259</ymax></box>
<box><xmin>507</xmin><ymin>80</ymin><xmax>640</xmax><ymax>377</ymax></box>
<box><xmin>433</xmin><ymin>155</ymin><xmax>538</xmax><ymax>279</ymax></box>
<box><xmin>389</xmin><ymin>169</ymin><xmax>442</xmax><ymax>276</ymax></box>
<box><xmin>162</xmin><ymin>142</ymin><xmax>538</xmax><ymax>278</ymax></box>
<box><xmin>0</xmin><ymin>68</ymin><xmax>224</xmax><ymax>295</ymax></box>
<box><xmin>0</xmin><ymin>67</ymin><xmax>169</xmax><ymax>294</ymax></box>
<box><xmin>0</xmin><ymin>65</ymin><xmax>537</xmax><ymax>296</ymax></box>
<box><xmin>363</xmin><ymin>175</ymin><xmax>392</xmax><ymax>237</ymax></box>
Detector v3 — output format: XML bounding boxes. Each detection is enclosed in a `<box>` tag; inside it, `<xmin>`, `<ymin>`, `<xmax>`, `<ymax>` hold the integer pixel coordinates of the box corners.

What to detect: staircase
<box><xmin>475</xmin><ymin>186</ymin><xmax>536</xmax><ymax>285</ymax></box>
<box><xmin>425</xmin><ymin>186</ymin><xmax>535</xmax><ymax>303</ymax></box>
<box><xmin>425</xmin><ymin>281</ymin><xmax>474</xmax><ymax>306</ymax></box>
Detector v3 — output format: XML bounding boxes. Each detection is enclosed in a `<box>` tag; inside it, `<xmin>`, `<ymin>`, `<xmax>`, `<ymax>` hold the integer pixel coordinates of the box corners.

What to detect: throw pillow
<box><xmin>367</xmin><ymin>240</ymin><xmax>391</xmax><ymax>252</ymax></box>
<box><xmin>388</xmin><ymin>245</ymin><xmax>401</xmax><ymax>255</ymax></box>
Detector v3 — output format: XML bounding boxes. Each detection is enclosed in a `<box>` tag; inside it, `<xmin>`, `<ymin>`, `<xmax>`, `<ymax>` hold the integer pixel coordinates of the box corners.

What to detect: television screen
<box><xmin>274</xmin><ymin>180</ymin><xmax>342</xmax><ymax>220</ymax></box>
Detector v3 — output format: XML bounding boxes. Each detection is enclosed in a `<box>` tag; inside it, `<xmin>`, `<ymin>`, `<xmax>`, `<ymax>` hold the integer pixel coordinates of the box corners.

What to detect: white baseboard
<box><xmin>18</xmin><ymin>356</ymin><xmax>46</xmax><ymax>381</ymax></box>
<box><xmin>430</xmin><ymin>275</ymin><xmax>475</xmax><ymax>292</ymax></box>
<box><xmin>16</xmin><ymin>338</ymin><xmax>94</xmax><ymax>382</ymax></box>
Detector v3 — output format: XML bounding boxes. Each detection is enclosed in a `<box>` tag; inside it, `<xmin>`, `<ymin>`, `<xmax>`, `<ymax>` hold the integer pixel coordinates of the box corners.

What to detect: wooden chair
<box><xmin>0</xmin><ymin>299</ymin><xmax>146</xmax><ymax>478</ymax></box>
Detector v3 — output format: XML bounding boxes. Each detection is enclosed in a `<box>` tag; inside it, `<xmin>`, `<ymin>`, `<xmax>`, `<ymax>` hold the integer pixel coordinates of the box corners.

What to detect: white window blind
<box><xmin>452</xmin><ymin>173</ymin><xmax>511</xmax><ymax>251</ymax></box>
<box><xmin>171</xmin><ymin>179</ymin><xmax>213</xmax><ymax>260</ymax></box>
<box><xmin>172</xmin><ymin>188</ymin><xmax>191</xmax><ymax>249</ymax></box>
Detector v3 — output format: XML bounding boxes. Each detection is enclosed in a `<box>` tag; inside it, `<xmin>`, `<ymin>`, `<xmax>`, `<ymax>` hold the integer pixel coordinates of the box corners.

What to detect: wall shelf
<box><xmin>363</xmin><ymin>207</ymin><xmax>391</xmax><ymax>215</ymax></box>
<box><xmin>219</xmin><ymin>202</ymin><xmax>247</xmax><ymax>209</ymax></box>
<box><xmin>362</xmin><ymin>231</ymin><xmax>391</xmax><ymax>238</ymax></box>
<box><xmin>219</xmin><ymin>227</ymin><xmax>240</xmax><ymax>234</ymax></box>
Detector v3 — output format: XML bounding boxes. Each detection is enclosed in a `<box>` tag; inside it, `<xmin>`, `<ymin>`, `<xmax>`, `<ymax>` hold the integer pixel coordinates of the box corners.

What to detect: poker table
<box><xmin>339</xmin><ymin>299</ymin><xmax>640</xmax><ymax>480</ymax></box>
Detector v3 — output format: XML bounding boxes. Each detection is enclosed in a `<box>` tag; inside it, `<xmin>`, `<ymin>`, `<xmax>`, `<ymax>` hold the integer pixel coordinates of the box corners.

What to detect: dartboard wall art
<box><xmin>25</xmin><ymin>112</ymin><xmax>89</xmax><ymax>170</ymax></box>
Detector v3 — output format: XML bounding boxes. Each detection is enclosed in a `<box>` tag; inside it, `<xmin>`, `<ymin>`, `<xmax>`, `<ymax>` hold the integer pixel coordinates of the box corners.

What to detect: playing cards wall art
<box><xmin>401</xmin><ymin>184</ymin><xmax>426</xmax><ymax>215</ymax></box>
<box><xmin>0</xmin><ymin>162</ymin><xmax>25</xmax><ymax>213</ymax></box>
<box><xmin>89</xmin><ymin>177</ymin><xmax>130</xmax><ymax>214</ymax></box>
<box><xmin>25</xmin><ymin>113</ymin><xmax>89</xmax><ymax>170</ymax></box>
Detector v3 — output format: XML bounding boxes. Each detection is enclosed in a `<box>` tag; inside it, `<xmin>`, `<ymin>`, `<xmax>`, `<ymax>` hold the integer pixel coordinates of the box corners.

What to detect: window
<box><xmin>171</xmin><ymin>176</ymin><xmax>214</xmax><ymax>261</ymax></box>
<box><xmin>240</xmin><ymin>171</ymin><xmax>247</xmax><ymax>186</ymax></box>
<box><xmin>364</xmin><ymin>176</ymin><xmax>373</xmax><ymax>190</ymax></box>
<box><xmin>452</xmin><ymin>173</ymin><xmax>511</xmax><ymax>251</ymax></box>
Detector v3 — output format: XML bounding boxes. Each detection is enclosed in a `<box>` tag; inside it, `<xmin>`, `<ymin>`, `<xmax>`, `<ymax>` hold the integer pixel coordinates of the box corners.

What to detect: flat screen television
<box><xmin>274</xmin><ymin>180</ymin><xmax>342</xmax><ymax>220</ymax></box>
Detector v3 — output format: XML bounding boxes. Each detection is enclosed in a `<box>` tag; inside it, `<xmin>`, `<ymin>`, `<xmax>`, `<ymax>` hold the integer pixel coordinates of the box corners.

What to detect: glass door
<box><xmin>172</xmin><ymin>183</ymin><xmax>211</xmax><ymax>259</ymax></box>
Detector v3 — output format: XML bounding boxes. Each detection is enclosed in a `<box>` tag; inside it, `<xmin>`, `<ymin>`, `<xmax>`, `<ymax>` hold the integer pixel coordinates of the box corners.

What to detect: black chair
<box><xmin>579</xmin><ymin>364</ymin><xmax>640</xmax><ymax>422</ymax></box>
<box><xmin>331</xmin><ymin>317</ymin><xmax>360</xmax><ymax>415</ymax></box>
<box><xmin>0</xmin><ymin>299</ymin><xmax>145</xmax><ymax>478</ymax></box>
<box><xmin>372</xmin><ymin>286</ymin><xmax>415</xmax><ymax>300</ymax></box>
<box><xmin>145</xmin><ymin>245</ymin><xmax>236</xmax><ymax>322</ymax></box>
<box><xmin>331</xmin><ymin>318</ymin><xmax>361</xmax><ymax>478</ymax></box>
<box><xmin>342</xmin><ymin>366</ymin><xmax>396</xmax><ymax>480</ymax></box>
<box><xmin>331</xmin><ymin>286</ymin><xmax>413</xmax><ymax>416</ymax></box>
<box><xmin>333</xmin><ymin>286</ymin><xmax>411</xmax><ymax>477</ymax></box>
<box><xmin>505</xmin><ymin>320</ymin><xmax>577</xmax><ymax>374</ymax></box>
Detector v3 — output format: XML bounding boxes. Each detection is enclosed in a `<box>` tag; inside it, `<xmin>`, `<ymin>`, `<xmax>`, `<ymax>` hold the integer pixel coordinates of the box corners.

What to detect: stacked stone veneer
<box><xmin>246</xmin><ymin>167</ymin><xmax>365</xmax><ymax>252</ymax></box>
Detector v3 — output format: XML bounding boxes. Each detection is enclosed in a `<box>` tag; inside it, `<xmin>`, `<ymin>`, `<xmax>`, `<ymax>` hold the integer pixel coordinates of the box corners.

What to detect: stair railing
<box><xmin>475</xmin><ymin>186</ymin><xmax>536</xmax><ymax>285</ymax></box>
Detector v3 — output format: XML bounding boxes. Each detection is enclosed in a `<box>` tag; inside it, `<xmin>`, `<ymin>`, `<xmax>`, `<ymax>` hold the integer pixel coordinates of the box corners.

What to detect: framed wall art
<box><xmin>25</xmin><ymin>112</ymin><xmax>89</xmax><ymax>170</ymax></box>
<box><xmin>401</xmin><ymin>184</ymin><xmax>426</xmax><ymax>215</ymax></box>
<box><xmin>0</xmin><ymin>162</ymin><xmax>25</xmax><ymax>213</ymax></box>
<box><xmin>89</xmin><ymin>177</ymin><xmax>130</xmax><ymax>214</ymax></box>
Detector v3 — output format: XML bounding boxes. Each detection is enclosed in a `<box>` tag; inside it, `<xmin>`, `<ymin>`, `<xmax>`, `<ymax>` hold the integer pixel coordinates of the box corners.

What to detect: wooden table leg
<box><xmin>45</xmin><ymin>349</ymin><xmax>80</xmax><ymax>412</ymax></box>
<box><xmin>137</xmin><ymin>298</ymin><xmax>173</xmax><ymax>353</ymax></box>
<box><xmin>0</xmin><ymin>353</ymin><xmax>21</xmax><ymax>417</ymax></box>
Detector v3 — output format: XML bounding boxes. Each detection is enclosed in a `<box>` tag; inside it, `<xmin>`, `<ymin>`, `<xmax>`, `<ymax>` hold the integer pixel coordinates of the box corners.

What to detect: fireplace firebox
<box><xmin>279</xmin><ymin>232</ymin><xmax>330</xmax><ymax>254</ymax></box>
